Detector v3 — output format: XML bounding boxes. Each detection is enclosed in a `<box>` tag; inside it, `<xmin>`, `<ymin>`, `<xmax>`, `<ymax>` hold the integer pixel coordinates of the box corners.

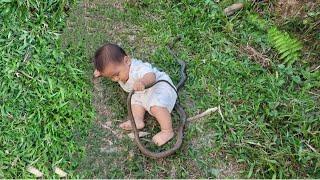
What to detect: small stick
<box><xmin>99</xmin><ymin>121</ymin><xmax>122</xmax><ymax>139</ymax></box>
<box><xmin>187</xmin><ymin>107</ymin><xmax>218</xmax><ymax>122</ymax></box>
<box><xmin>308</xmin><ymin>91</ymin><xmax>320</xmax><ymax>97</ymax></box>
<box><xmin>305</xmin><ymin>142</ymin><xmax>318</xmax><ymax>153</ymax></box>
<box><xmin>311</xmin><ymin>65</ymin><xmax>320</xmax><ymax>72</ymax></box>
<box><xmin>23</xmin><ymin>48</ymin><xmax>31</xmax><ymax>63</ymax></box>
<box><xmin>19</xmin><ymin>70</ymin><xmax>34</xmax><ymax>79</ymax></box>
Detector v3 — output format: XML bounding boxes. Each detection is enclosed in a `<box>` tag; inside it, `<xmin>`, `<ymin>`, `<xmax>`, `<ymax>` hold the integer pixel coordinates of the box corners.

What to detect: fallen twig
<box><xmin>23</xmin><ymin>48</ymin><xmax>31</xmax><ymax>63</ymax></box>
<box><xmin>308</xmin><ymin>91</ymin><xmax>320</xmax><ymax>97</ymax></box>
<box><xmin>187</xmin><ymin>107</ymin><xmax>218</xmax><ymax>122</ymax></box>
<box><xmin>17</xmin><ymin>70</ymin><xmax>47</xmax><ymax>84</ymax></box>
<box><xmin>18</xmin><ymin>70</ymin><xmax>34</xmax><ymax>80</ymax></box>
<box><xmin>305</xmin><ymin>142</ymin><xmax>318</xmax><ymax>153</ymax></box>
<box><xmin>99</xmin><ymin>121</ymin><xmax>122</xmax><ymax>139</ymax></box>
<box><xmin>311</xmin><ymin>65</ymin><xmax>320</xmax><ymax>72</ymax></box>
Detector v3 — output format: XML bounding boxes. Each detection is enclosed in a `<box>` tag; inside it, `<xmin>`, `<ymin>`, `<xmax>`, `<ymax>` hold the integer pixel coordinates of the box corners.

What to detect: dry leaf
<box><xmin>54</xmin><ymin>166</ymin><xmax>67</xmax><ymax>177</ymax></box>
<box><xmin>224</xmin><ymin>3</ymin><xmax>244</xmax><ymax>16</ymax></box>
<box><xmin>27</xmin><ymin>166</ymin><xmax>43</xmax><ymax>177</ymax></box>
<box><xmin>105</xmin><ymin>121</ymin><xmax>112</xmax><ymax>127</ymax></box>
<box><xmin>128</xmin><ymin>150</ymin><xmax>135</xmax><ymax>161</ymax></box>
<box><xmin>127</xmin><ymin>131</ymin><xmax>150</xmax><ymax>139</ymax></box>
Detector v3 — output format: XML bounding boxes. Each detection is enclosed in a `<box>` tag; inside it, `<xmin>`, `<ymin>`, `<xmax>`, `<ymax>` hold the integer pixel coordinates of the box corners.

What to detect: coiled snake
<box><xmin>128</xmin><ymin>36</ymin><xmax>187</xmax><ymax>158</ymax></box>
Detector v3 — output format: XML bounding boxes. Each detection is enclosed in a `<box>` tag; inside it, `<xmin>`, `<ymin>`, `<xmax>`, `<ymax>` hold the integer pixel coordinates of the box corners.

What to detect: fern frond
<box><xmin>267</xmin><ymin>27</ymin><xmax>302</xmax><ymax>66</ymax></box>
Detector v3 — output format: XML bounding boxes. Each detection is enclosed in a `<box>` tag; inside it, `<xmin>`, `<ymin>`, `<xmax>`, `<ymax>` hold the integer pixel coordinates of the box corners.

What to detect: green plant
<box><xmin>268</xmin><ymin>27</ymin><xmax>303</xmax><ymax>66</ymax></box>
<box><xmin>247</xmin><ymin>14</ymin><xmax>269</xmax><ymax>30</ymax></box>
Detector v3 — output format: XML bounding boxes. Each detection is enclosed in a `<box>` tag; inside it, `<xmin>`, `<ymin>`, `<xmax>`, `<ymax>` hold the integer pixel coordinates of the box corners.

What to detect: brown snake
<box><xmin>128</xmin><ymin>36</ymin><xmax>187</xmax><ymax>158</ymax></box>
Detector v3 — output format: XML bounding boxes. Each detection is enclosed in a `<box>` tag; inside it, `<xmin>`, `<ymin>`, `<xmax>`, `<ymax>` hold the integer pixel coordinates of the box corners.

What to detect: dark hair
<box><xmin>93</xmin><ymin>43</ymin><xmax>127</xmax><ymax>71</ymax></box>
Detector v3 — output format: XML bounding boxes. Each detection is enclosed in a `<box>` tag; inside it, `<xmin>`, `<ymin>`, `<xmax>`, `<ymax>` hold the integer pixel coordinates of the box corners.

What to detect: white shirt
<box><xmin>118</xmin><ymin>58</ymin><xmax>173</xmax><ymax>93</ymax></box>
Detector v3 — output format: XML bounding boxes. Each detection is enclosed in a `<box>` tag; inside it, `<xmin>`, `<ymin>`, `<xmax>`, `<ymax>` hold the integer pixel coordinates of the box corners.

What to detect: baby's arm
<box><xmin>133</xmin><ymin>72</ymin><xmax>156</xmax><ymax>91</ymax></box>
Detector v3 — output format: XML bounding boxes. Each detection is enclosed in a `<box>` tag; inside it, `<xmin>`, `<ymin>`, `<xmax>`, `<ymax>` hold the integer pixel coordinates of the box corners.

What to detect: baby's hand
<box><xmin>133</xmin><ymin>80</ymin><xmax>145</xmax><ymax>91</ymax></box>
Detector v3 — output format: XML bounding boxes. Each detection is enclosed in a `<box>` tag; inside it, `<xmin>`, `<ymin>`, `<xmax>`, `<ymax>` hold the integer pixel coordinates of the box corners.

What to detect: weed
<box><xmin>268</xmin><ymin>27</ymin><xmax>303</xmax><ymax>66</ymax></box>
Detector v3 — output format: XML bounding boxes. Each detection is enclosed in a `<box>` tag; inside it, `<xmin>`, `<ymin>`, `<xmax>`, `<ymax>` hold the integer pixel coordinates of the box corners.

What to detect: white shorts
<box><xmin>131</xmin><ymin>81</ymin><xmax>177</xmax><ymax>115</ymax></box>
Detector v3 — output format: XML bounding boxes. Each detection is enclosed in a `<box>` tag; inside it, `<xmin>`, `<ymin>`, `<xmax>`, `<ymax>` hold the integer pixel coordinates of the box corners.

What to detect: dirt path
<box><xmin>62</xmin><ymin>0</ymin><xmax>244</xmax><ymax>178</ymax></box>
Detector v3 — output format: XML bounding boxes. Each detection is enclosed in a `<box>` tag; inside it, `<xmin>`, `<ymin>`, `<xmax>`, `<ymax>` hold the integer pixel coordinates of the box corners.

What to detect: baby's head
<box><xmin>93</xmin><ymin>43</ymin><xmax>130</xmax><ymax>82</ymax></box>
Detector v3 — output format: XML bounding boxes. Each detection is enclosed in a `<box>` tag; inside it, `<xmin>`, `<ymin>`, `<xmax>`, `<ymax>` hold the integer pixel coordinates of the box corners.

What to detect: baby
<box><xmin>93</xmin><ymin>43</ymin><xmax>177</xmax><ymax>146</ymax></box>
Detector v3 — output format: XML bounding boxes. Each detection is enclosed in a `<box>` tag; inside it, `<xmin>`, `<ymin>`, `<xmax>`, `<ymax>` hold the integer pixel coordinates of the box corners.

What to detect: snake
<box><xmin>127</xmin><ymin>36</ymin><xmax>187</xmax><ymax>159</ymax></box>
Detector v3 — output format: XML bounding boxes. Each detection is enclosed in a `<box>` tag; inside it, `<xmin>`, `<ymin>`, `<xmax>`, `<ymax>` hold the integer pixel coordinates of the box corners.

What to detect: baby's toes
<box><xmin>152</xmin><ymin>131</ymin><xmax>174</xmax><ymax>146</ymax></box>
<box><xmin>119</xmin><ymin>120</ymin><xmax>132</xmax><ymax>130</ymax></box>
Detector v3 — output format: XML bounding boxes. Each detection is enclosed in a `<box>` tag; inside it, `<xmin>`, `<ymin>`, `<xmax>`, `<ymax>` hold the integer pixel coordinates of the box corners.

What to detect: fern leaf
<box><xmin>279</xmin><ymin>50</ymin><xmax>291</xmax><ymax>60</ymax></box>
<box><xmin>267</xmin><ymin>27</ymin><xmax>302</xmax><ymax>66</ymax></box>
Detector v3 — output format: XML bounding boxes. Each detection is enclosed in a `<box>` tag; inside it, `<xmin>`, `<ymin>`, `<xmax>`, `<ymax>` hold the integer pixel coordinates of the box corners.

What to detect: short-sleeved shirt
<box><xmin>118</xmin><ymin>58</ymin><xmax>177</xmax><ymax>113</ymax></box>
<box><xmin>118</xmin><ymin>58</ymin><xmax>174</xmax><ymax>93</ymax></box>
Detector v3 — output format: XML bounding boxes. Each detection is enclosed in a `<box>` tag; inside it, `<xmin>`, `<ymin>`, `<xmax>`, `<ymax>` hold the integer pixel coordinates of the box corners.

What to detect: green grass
<box><xmin>134</xmin><ymin>1</ymin><xmax>320</xmax><ymax>178</ymax></box>
<box><xmin>1</xmin><ymin>0</ymin><xmax>319</xmax><ymax>178</ymax></box>
<box><xmin>0</xmin><ymin>1</ymin><xmax>94</xmax><ymax>178</ymax></box>
<box><xmin>69</xmin><ymin>0</ymin><xmax>319</xmax><ymax>178</ymax></box>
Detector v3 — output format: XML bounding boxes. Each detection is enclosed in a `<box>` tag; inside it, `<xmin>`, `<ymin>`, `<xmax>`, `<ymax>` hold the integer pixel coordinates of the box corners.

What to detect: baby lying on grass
<box><xmin>93</xmin><ymin>43</ymin><xmax>177</xmax><ymax>146</ymax></box>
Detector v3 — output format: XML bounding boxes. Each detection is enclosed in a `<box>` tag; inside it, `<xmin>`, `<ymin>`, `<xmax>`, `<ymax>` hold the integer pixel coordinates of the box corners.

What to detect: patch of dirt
<box><xmin>254</xmin><ymin>0</ymin><xmax>319</xmax><ymax>21</ymax></box>
<box><xmin>188</xmin><ymin>122</ymin><xmax>245</xmax><ymax>178</ymax></box>
<box><xmin>273</xmin><ymin>0</ymin><xmax>320</xmax><ymax>65</ymax></box>
<box><xmin>238</xmin><ymin>45</ymin><xmax>271</xmax><ymax>68</ymax></box>
<box><xmin>213</xmin><ymin>152</ymin><xmax>246</xmax><ymax>179</ymax></box>
<box><xmin>112</xmin><ymin>1</ymin><xmax>125</xmax><ymax>11</ymax></box>
<box><xmin>93</xmin><ymin>78</ymin><xmax>113</xmax><ymax>117</ymax></box>
<box><xmin>275</xmin><ymin>0</ymin><xmax>318</xmax><ymax>18</ymax></box>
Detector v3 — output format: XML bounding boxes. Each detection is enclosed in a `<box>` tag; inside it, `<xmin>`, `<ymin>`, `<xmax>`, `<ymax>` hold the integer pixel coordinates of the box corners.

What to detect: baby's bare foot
<box><xmin>152</xmin><ymin>130</ymin><xmax>174</xmax><ymax>146</ymax></box>
<box><xmin>119</xmin><ymin>120</ymin><xmax>145</xmax><ymax>130</ymax></box>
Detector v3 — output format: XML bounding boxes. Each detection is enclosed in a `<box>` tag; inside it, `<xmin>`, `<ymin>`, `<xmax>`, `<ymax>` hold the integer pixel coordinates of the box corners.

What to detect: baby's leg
<box><xmin>119</xmin><ymin>104</ymin><xmax>146</xmax><ymax>130</ymax></box>
<box><xmin>150</xmin><ymin>106</ymin><xmax>174</xmax><ymax>146</ymax></box>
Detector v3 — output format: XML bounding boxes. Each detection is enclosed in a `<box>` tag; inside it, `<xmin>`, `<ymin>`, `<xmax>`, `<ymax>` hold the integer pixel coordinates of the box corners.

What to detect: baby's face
<box><xmin>94</xmin><ymin>56</ymin><xmax>130</xmax><ymax>83</ymax></box>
